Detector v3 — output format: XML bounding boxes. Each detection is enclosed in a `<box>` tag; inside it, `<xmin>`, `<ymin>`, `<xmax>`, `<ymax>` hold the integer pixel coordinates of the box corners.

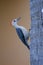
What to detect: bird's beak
<box><xmin>17</xmin><ymin>17</ymin><xmax>21</xmax><ymax>21</ymax></box>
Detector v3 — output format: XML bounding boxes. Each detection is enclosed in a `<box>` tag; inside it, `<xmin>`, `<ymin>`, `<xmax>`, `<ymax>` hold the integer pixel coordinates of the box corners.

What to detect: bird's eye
<box><xmin>14</xmin><ymin>20</ymin><xmax>15</xmax><ymax>22</ymax></box>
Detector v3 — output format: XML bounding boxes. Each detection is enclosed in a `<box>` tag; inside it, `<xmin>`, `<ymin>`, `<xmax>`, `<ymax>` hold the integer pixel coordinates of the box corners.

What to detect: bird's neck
<box><xmin>14</xmin><ymin>22</ymin><xmax>19</xmax><ymax>28</ymax></box>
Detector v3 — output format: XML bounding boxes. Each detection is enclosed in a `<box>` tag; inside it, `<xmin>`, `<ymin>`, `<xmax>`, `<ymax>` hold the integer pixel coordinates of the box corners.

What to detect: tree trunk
<box><xmin>30</xmin><ymin>0</ymin><xmax>43</xmax><ymax>65</ymax></box>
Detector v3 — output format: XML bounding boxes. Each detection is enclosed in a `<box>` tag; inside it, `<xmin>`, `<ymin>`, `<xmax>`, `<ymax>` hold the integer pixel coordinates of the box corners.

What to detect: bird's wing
<box><xmin>16</xmin><ymin>28</ymin><xmax>30</xmax><ymax>49</ymax></box>
<box><xmin>20</xmin><ymin>26</ymin><xmax>29</xmax><ymax>40</ymax></box>
<box><xmin>16</xmin><ymin>28</ymin><xmax>26</xmax><ymax>44</ymax></box>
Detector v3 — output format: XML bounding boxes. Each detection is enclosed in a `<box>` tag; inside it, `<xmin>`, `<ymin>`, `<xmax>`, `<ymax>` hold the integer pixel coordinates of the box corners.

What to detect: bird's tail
<box><xmin>25</xmin><ymin>41</ymin><xmax>30</xmax><ymax>50</ymax></box>
<box><xmin>26</xmin><ymin>44</ymin><xmax>30</xmax><ymax>49</ymax></box>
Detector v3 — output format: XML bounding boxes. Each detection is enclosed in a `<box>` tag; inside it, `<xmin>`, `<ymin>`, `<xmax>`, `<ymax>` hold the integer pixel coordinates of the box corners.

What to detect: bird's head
<box><xmin>11</xmin><ymin>17</ymin><xmax>21</xmax><ymax>26</ymax></box>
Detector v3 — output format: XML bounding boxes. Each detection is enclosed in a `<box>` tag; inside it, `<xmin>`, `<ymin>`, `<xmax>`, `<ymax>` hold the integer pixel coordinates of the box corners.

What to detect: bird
<box><xmin>11</xmin><ymin>17</ymin><xmax>30</xmax><ymax>49</ymax></box>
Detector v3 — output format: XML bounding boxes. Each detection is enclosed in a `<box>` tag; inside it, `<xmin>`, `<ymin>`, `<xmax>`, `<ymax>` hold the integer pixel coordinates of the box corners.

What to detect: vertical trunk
<box><xmin>30</xmin><ymin>0</ymin><xmax>43</xmax><ymax>65</ymax></box>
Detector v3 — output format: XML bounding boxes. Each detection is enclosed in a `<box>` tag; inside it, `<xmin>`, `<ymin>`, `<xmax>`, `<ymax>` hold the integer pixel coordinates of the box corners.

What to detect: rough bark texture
<box><xmin>30</xmin><ymin>0</ymin><xmax>43</xmax><ymax>65</ymax></box>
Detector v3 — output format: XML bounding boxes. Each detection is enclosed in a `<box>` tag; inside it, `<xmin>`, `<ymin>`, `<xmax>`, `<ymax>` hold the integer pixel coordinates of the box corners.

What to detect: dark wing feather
<box><xmin>16</xmin><ymin>28</ymin><xmax>26</xmax><ymax>44</ymax></box>
<box><xmin>16</xmin><ymin>28</ymin><xmax>30</xmax><ymax>49</ymax></box>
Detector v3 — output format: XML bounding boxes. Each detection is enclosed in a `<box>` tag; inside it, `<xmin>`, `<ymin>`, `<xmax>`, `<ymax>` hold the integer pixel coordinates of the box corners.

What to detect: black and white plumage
<box><xmin>11</xmin><ymin>17</ymin><xmax>30</xmax><ymax>49</ymax></box>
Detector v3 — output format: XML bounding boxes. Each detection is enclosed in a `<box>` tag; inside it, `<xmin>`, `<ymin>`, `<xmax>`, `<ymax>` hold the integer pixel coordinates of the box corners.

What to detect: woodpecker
<box><xmin>11</xmin><ymin>17</ymin><xmax>30</xmax><ymax>49</ymax></box>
